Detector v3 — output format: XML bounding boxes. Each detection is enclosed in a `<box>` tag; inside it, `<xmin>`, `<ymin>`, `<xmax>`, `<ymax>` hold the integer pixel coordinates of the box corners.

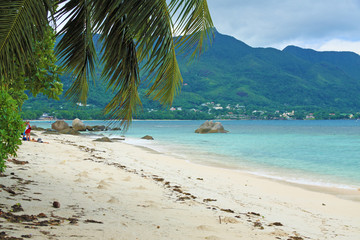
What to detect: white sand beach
<box><xmin>1</xmin><ymin>131</ymin><xmax>360</xmax><ymax>239</ymax></box>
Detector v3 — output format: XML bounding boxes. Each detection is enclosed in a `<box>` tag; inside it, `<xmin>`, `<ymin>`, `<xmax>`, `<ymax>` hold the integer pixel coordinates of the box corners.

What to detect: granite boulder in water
<box><xmin>94</xmin><ymin>137</ymin><xmax>112</xmax><ymax>142</ymax></box>
<box><xmin>72</xmin><ymin>118</ymin><xmax>86</xmax><ymax>131</ymax></box>
<box><xmin>141</xmin><ymin>135</ymin><xmax>154</xmax><ymax>140</ymax></box>
<box><xmin>51</xmin><ymin>120</ymin><xmax>69</xmax><ymax>131</ymax></box>
<box><xmin>59</xmin><ymin>128</ymin><xmax>80</xmax><ymax>135</ymax></box>
<box><xmin>195</xmin><ymin>120</ymin><xmax>229</xmax><ymax>134</ymax></box>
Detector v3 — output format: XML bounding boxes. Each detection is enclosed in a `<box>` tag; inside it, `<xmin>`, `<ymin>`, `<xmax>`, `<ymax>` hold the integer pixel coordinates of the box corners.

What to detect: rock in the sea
<box><xmin>51</xmin><ymin>120</ymin><xmax>69</xmax><ymax>131</ymax></box>
<box><xmin>93</xmin><ymin>125</ymin><xmax>106</xmax><ymax>131</ymax></box>
<box><xmin>59</xmin><ymin>128</ymin><xmax>80</xmax><ymax>135</ymax></box>
<box><xmin>195</xmin><ymin>120</ymin><xmax>229</xmax><ymax>134</ymax></box>
<box><xmin>141</xmin><ymin>135</ymin><xmax>154</xmax><ymax>140</ymax></box>
<box><xmin>94</xmin><ymin>137</ymin><xmax>112</xmax><ymax>142</ymax></box>
<box><xmin>43</xmin><ymin>128</ymin><xmax>60</xmax><ymax>135</ymax></box>
<box><xmin>31</xmin><ymin>125</ymin><xmax>45</xmax><ymax>131</ymax></box>
<box><xmin>72</xmin><ymin>118</ymin><xmax>86</xmax><ymax>131</ymax></box>
<box><xmin>85</xmin><ymin>125</ymin><xmax>94</xmax><ymax>131</ymax></box>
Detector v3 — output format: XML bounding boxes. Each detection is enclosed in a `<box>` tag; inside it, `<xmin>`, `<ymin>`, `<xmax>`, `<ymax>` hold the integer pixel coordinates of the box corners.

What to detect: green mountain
<box><xmin>23</xmin><ymin>31</ymin><xmax>360</xmax><ymax>119</ymax></box>
<box><xmin>175</xmin><ymin>32</ymin><xmax>360</xmax><ymax>111</ymax></box>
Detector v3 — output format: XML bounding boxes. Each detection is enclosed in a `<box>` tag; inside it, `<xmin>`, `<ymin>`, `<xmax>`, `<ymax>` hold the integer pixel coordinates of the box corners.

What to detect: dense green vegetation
<box><xmin>0</xmin><ymin>24</ymin><xmax>63</xmax><ymax>169</ymax></box>
<box><xmin>22</xmin><ymin>31</ymin><xmax>360</xmax><ymax>120</ymax></box>
<box><xmin>0</xmin><ymin>90</ymin><xmax>24</xmax><ymax>172</ymax></box>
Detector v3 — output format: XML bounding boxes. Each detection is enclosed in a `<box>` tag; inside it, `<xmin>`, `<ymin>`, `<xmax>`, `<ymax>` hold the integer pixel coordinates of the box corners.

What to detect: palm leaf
<box><xmin>55</xmin><ymin>0</ymin><xmax>213</xmax><ymax>128</ymax></box>
<box><xmin>55</xmin><ymin>0</ymin><xmax>96</xmax><ymax>104</ymax></box>
<box><xmin>93</xmin><ymin>2</ymin><xmax>141</xmax><ymax>130</ymax></box>
<box><xmin>169</xmin><ymin>0</ymin><xmax>214</xmax><ymax>58</ymax></box>
<box><xmin>0</xmin><ymin>0</ymin><xmax>53</xmax><ymax>81</ymax></box>
<box><xmin>91</xmin><ymin>0</ymin><xmax>180</xmax><ymax>128</ymax></box>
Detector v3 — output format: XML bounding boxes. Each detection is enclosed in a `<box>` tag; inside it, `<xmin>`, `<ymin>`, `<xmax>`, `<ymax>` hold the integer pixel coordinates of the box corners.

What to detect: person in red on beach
<box><xmin>25</xmin><ymin>121</ymin><xmax>31</xmax><ymax>141</ymax></box>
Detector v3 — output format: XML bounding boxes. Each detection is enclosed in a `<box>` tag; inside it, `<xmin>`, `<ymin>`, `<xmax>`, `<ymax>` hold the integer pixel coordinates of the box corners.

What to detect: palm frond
<box><xmin>55</xmin><ymin>0</ymin><xmax>96</xmax><ymax>104</ymax></box>
<box><xmin>169</xmin><ymin>0</ymin><xmax>214</xmax><ymax>58</ymax></box>
<box><xmin>134</xmin><ymin>0</ymin><xmax>182</xmax><ymax>105</ymax></box>
<box><xmin>99</xmin><ymin>0</ymin><xmax>182</xmax><ymax>106</ymax></box>
<box><xmin>93</xmin><ymin>2</ymin><xmax>141</xmax><ymax>130</ymax></box>
<box><xmin>0</xmin><ymin>0</ymin><xmax>52</xmax><ymax>80</ymax></box>
<box><xmin>55</xmin><ymin>0</ymin><xmax>212</xmax><ymax>128</ymax></box>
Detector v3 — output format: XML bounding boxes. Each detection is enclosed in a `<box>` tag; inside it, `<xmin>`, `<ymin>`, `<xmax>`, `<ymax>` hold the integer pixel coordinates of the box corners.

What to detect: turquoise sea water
<box><xmin>32</xmin><ymin>120</ymin><xmax>360</xmax><ymax>190</ymax></box>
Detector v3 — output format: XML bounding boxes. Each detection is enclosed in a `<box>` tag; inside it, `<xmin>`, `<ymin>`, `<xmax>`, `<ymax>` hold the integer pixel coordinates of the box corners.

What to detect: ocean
<box><xmin>32</xmin><ymin>120</ymin><xmax>360</xmax><ymax>190</ymax></box>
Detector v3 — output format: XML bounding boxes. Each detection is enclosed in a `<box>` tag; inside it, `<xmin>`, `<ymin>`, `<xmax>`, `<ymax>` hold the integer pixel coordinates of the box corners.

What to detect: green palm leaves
<box><xmin>0</xmin><ymin>0</ymin><xmax>214</xmax><ymax>129</ymax></box>
<box><xmin>0</xmin><ymin>0</ymin><xmax>53</xmax><ymax>80</ymax></box>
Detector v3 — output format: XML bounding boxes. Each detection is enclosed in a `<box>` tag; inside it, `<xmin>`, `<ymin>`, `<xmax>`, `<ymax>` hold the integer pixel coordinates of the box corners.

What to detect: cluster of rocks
<box><xmin>195</xmin><ymin>120</ymin><xmax>229</xmax><ymax>134</ymax></box>
<box><xmin>39</xmin><ymin>119</ymin><xmax>121</xmax><ymax>135</ymax></box>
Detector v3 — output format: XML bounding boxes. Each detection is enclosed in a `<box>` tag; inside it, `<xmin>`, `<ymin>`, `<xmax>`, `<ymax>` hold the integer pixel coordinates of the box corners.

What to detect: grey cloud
<box><xmin>207</xmin><ymin>0</ymin><xmax>360</xmax><ymax>49</ymax></box>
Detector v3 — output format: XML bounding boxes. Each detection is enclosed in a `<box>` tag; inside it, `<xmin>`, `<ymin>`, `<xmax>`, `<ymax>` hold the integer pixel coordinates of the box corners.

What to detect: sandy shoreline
<box><xmin>1</xmin><ymin>131</ymin><xmax>360</xmax><ymax>239</ymax></box>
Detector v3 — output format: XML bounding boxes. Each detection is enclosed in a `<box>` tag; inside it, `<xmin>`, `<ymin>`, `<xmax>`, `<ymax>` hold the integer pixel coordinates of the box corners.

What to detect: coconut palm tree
<box><xmin>0</xmin><ymin>0</ymin><xmax>213</xmax><ymax>128</ymax></box>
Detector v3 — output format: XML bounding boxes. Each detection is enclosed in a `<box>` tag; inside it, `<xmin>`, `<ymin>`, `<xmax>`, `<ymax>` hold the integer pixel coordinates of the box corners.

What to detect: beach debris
<box><xmin>52</xmin><ymin>201</ymin><xmax>60</xmax><ymax>208</ymax></box>
<box><xmin>220</xmin><ymin>208</ymin><xmax>235</xmax><ymax>213</ymax></box>
<box><xmin>37</xmin><ymin>213</ymin><xmax>47</xmax><ymax>218</ymax></box>
<box><xmin>248</xmin><ymin>212</ymin><xmax>261</xmax><ymax>216</ymax></box>
<box><xmin>173</xmin><ymin>188</ymin><xmax>183</xmax><ymax>193</ymax></box>
<box><xmin>196</xmin><ymin>178</ymin><xmax>203</xmax><ymax>180</ymax></box>
<box><xmin>254</xmin><ymin>220</ymin><xmax>264</xmax><ymax>230</ymax></box>
<box><xmin>37</xmin><ymin>219</ymin><xmax>62</xmax><ymax>226</ymax></box>
<box><xmin>21</xmin><ymin>234</ymin><xmax>32</xmax><ymax>238</ymax></box>
<box><xmin>287</xmin><ymin>236</ymin><xmax>304</xmax><ymax>240</ymax></box>
<box><xmin>7</xmin><ymin>158</ymin><xmax>29</xmax><ymax>165</ymax></box>
<box><xmin>93</xmin><ymin>137</ymin><xmax>112</xmax><ymax>142</ymax></box>
<box><xmin>68</xmin><ymin>218</ymin><xmax>79</xmax><ymax>224</ymax></box>
<box><xmin>203</xmin><ymin>198</ymin><xmax>217</xmax><ymax>203</ymax></box>
<box><xmin>72</xmin><ymin>118</ymin><xmax>86</xmax><ymax>131</ymax></box>
<box><xmin>195</xmin><ymin>120</ymin><xmax>229</xmax><ymax>134</ymax></box>
<box><xmin>51</xmin><ymin>120</ymin><xmax>69</xmax><ymax>131</ymax></box>
<box><xmin>177</xmin><ymin>196</ymin><xmax>191</xmax><ymax>201</ymax></box>
<box><xmin>269</xmin><ymin>222</ymin><xmax>283</xmax><ymax>226</ymax></box>
<box><xmin>11</xmin><ymin>203</ymin><xmax>24</xmax><ymax>212</ymax></box>
<box><xmin>141</xmin><ymin>135</ymin><xmax>154</xmax><ymax>140</ymax></box>
<box><xmin>84</xmin><ymin>219</ymin><xmax>103</xmax><ymax>224</ymax></box>
<box><xmin>0</xmin><ymin>210</ymin><xmax>38</xmax><ymax>223</ymax></box>
<box><xmin>0</xmin><ymin>184</ymin><xmax>16</xmax><ymax>195</ymax></box>
<box><xmin>153</xmin><ymin>177</ymin><xmax>164</xmax><ymax>182</ymax></box>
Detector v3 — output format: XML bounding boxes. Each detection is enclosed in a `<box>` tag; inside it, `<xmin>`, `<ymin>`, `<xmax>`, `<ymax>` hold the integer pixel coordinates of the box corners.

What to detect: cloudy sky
<box><xmin>207</xmin><ymin>0</ymin><xmax>360</xmax><ymax>54</ymax></box>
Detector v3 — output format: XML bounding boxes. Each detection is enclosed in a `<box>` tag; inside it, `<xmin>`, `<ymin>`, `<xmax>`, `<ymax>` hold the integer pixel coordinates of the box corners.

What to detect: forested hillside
<box><xmin>22</xmin><ymin>31</ymin><xmax>360</xmax><ymax>120</ymax></box>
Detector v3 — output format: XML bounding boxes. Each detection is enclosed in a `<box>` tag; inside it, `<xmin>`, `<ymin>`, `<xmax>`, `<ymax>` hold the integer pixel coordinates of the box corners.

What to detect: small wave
<box><xmin>245</xmin><ymin>170</ymin><xmax>358</xmax><ymax>190</ymax></box>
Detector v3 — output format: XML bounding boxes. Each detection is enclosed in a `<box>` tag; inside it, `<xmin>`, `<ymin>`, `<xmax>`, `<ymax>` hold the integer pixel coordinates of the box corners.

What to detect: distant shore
<box><xmin>1</xmin><ymin>130</ymin><xmax>360</xmax><ymax>239</ymax></box>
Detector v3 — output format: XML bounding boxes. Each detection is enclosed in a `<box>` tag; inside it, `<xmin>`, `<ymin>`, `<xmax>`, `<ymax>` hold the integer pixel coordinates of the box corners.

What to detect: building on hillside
<box><xmin>39</xmin><ymin>113</ymin><xmax>54</xmax><ymax>120</ymax></box>
<box><xmin>306</xmin><ymin>113</ymin><xmax>315</xmax><ymax>119</ymax></box>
